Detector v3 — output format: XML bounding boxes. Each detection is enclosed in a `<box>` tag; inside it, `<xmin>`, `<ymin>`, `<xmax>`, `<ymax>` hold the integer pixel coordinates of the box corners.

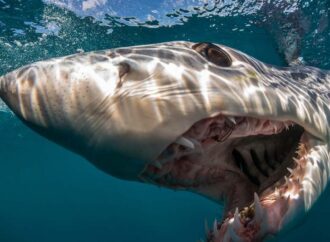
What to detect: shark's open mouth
<box><xmin>141</xmin><ymin>114</ymin><xmax>309</xmax><ymax>241</ymax></box>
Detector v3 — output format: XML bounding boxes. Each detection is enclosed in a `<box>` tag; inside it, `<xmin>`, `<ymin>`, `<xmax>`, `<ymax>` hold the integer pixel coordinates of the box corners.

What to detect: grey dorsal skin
<box><xmin>1</xmin><ymin>41</ymin><xmax>330</xmax><ymax>241</ymax></box>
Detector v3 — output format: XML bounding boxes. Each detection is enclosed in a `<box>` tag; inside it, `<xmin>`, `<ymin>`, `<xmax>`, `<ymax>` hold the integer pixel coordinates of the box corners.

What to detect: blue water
<box><xmin>0</xmin><ymin>1</ymin><xmax>329</xmax><ymax>241</ymax></box>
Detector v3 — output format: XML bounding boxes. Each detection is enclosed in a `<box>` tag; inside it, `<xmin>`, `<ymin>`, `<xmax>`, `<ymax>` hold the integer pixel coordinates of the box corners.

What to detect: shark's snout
<box><xmin>0</xmin><ymin>54</ymin><xmax>149</xmax><ymax>180</ymax></box>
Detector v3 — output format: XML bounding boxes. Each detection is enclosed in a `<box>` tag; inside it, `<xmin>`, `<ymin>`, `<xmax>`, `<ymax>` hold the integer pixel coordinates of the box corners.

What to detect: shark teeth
<box><xmin>175</xmin><ymin>136</ymin><xmax>195</xmax><ymax>149</ymax></box>
<box><xmin>227</xmin><ymin>117</ymin><xmax>236</xmax><ymax>125</ymax></box>
<box><xmin>233</xmin><ymin>207</ymin><xmax>242</xmax><ymax>231</ymax></box>
<box><xmin>254</xmin><ymin>193</ymin><xmax>263</xmax><ymax>222</ymax></box>
<box><xmin>287</xmin><ymin>167</ymin><xmax>294</xmax><ymax>174</ymax></box>
<box><xmin>211</xmin><ymin>194</ymin><xmax>266</xmax><ymax>241</ymax></box>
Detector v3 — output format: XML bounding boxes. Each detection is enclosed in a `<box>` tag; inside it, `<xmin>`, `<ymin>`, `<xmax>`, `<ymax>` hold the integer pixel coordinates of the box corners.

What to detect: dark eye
<box><xmin>192</xmin><ymin>42</ymin><xmax>232</xmax><ymax>67</ymax></box>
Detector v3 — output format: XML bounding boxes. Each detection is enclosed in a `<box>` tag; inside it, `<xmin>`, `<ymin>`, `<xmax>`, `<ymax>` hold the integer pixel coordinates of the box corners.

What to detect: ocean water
<box><xmin>0</xmin><ymin>0</ymin><xmax>329</xmax><ymax>242</ymax></box>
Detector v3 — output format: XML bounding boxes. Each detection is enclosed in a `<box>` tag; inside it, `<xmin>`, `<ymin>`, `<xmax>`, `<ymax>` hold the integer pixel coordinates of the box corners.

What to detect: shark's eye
<box><xmin>192</xmin><ymin>42</ymin><xmax>232</xmax><ymax>67</ymax></box>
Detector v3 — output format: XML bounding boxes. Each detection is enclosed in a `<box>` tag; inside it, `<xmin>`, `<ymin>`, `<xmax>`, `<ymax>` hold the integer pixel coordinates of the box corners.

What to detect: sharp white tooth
<box><xmin>175</xmin><ymin>137</ymin><xmax>195</xmax><ymax>149</ymax></box>
<box><xmin>228</xmin><ymin>117</ymin><xmax>236</xmax><ymax>124</ymax></box>
<box><xmin>233</xmin><ymin>208</ymin><xmax>242</xmax><ymax>230</ymax></box>
<box><xmin>254</xmin><ymin>193</ymin><xmax>263</xmax><ymax>222</ymax></box>
<box><xmin>293</xmin><ymin>157</ymin><xmax>300</xmax><ymax>164</ymax></box>
<box><xmin>287</xmin><ymin>167</ymin><xmax>293</xmax><ymax>174</ymax></box>
<box><xmin>234</xmin><ymin>207</ymin><xmax>239</xmax><ymax>219</ymax></box>
<box><xmin>274</xmin><ymin>187</ymin><xmax>280</xmax><ymax>196</ymax></box>
<box><xmin>190</xmin><ymin>138</ymin><xmax>202</xmax><ymax>150</ymax></box>
<box><xmin>285</xmin><ymin>176</ymin><xmax>290</xmax><ymax>184</ymax></box>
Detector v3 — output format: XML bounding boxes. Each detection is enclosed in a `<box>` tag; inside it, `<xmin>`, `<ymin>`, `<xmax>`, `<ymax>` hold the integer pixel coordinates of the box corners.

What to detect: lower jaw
<box><xmin>140</xmin><ymin>114</ymin><xmax>310</xmax><ymax>241</ymax></box>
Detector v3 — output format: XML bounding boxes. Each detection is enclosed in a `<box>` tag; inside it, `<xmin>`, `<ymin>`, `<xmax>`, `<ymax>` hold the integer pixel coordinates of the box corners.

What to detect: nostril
<box><xmin>118</xmin><ymin>62</ymin><xmax>130</xmax><ymax>79</ymax></box>
<box><xmin>115</xmin><ymin>62</ymin><xmax>130</xmax><ymax>89</ymax></box>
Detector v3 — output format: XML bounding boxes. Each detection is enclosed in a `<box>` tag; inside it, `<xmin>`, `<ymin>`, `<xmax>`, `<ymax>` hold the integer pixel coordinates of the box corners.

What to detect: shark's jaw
<box><xmin>141</xmin><ymin>113</ymin><xmax>322</xmax><ymax>241</ymax></box>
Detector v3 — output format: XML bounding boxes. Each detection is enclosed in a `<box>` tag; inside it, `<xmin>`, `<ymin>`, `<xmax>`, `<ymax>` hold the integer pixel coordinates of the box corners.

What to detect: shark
<box><xmin>0</xmin><ymin>41</ymin><xmax>329</xmax><ymax>241</ymax></box>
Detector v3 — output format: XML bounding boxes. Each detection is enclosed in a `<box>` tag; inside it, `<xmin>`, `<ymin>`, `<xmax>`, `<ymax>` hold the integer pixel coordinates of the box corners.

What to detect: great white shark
<box><xmin>0</xmin><ymin>41</ymin><xmax>329</xmax><ymax>241</ymax></box>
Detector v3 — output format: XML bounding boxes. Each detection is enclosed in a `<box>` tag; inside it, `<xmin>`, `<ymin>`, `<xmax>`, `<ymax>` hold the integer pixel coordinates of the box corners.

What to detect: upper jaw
<box><xmin>1</xmin><ymin>41</ymin><xmax>327</xmax><ymax>181</ymax></box>
<box><xmin>103</xmin><ymin>42</ymin><xmax>329</xmax><ymax>181</ymax></box>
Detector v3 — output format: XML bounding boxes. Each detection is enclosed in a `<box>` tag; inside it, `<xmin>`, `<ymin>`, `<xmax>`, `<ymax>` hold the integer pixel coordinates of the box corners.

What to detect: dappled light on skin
<box><xmin>0</xmin><ymin>41</ymin><xmax>330</xmax><ymax>241</ymax></box>
<box><xmin>198</xmin><ymin>68</ymin><xmax>212</xmax><ymax>111</ymax></box>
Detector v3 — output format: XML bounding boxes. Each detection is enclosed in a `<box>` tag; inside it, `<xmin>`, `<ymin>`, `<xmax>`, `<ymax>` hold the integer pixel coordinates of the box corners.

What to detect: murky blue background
<box><xmin>0</xmin><ymin>0</ymin><xmax>329</xmax><ymax>241</ymax></box>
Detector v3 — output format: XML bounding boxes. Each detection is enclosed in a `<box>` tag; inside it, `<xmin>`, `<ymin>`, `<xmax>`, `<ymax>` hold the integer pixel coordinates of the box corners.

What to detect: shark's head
<box><xmin>1</xmin><ymin>41</ymin><xmax>330</xmax><ymax>241</ymax></box>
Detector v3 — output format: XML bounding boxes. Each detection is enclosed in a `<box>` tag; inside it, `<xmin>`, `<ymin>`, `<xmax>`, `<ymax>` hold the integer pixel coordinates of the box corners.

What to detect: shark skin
<box><xmin>0</xmin><ymin>41</ymin><xmax>330</xmax><ymax>241</ymax></box>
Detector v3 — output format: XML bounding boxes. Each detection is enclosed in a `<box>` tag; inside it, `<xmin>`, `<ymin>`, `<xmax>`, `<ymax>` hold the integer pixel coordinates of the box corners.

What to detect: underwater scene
<box><xmin>0</xmin><ymin>0</ymin><xmax>329</xmax><ymax>241</ymax></box>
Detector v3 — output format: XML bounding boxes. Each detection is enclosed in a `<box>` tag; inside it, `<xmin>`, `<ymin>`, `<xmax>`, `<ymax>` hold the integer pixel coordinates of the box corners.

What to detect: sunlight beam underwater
<box><xmin>1</xmin><ymin>41</ymin><xmax>330</xmax><ymax>241</ymax></box>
